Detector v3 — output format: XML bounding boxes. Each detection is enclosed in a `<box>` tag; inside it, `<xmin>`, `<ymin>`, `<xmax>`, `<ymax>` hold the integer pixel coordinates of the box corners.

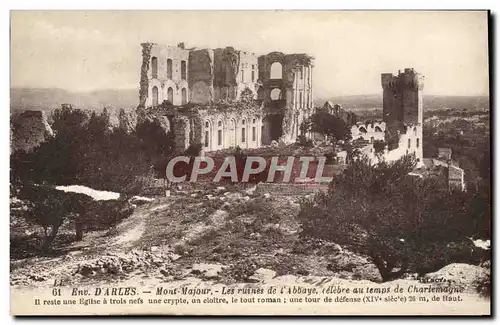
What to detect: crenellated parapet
<box><xmin>381</xmin><ymin>68</ymin><xmax>424</xmax><ymax>94</ymax></box>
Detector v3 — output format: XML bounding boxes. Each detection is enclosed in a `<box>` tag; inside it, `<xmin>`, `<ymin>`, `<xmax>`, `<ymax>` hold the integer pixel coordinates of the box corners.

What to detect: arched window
<box><xmin>416</xmin><ymin>138</ymin><xmax>420</xmax><ymax>148</ymax></box>
<box><xmin>151</xmin><ymin>57</ymin><xmax>158</xmax><ymax>78</ymax></box>
<box><xmin>270</xmin><ymin>88</ymin><xmax>282</xmax><ymax>101</ymax></box>
<box><xmin>152</xmin><ymin>86</ymin><xmax>159</xmax><ymax>106</ymax></box>
<box><xmin>167</xmin><ymin>59</ymin><xmax>173</xmax><ymax>79</ymax></box>
<box><xmin>413</xmin><ymin>127</ymin><xmax>417</xmax><ymax>136</ymax></box>
<box><xmin>181</xmin><ymin>88</ymin><xmax>187</xmax><ymax>105</ymax></box>
<box><xmin>217</xmin><ymin>120</ymin><xmax>223</xmax><ymax>146</ymax></box>
<box><xmin>181</xmin><ymin>61</ymin><xmax>187</xmax><ymax>80</ymax></box>
<box><xmin>270</xmin><ymin>62</ymin><xmax>282</xmax><ymax>79</ymax></box>
<box><xmin>167</xmin><ymin>87</ymin><xmax>174</xmax><ymax>104</ymax></box>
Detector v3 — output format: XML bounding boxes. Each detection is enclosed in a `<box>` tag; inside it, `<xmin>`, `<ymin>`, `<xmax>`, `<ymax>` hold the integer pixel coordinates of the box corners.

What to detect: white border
<box><xmin>2</xmin><ymin>1</ymin><xmax>497</xmax><ymax>323</ymax></box>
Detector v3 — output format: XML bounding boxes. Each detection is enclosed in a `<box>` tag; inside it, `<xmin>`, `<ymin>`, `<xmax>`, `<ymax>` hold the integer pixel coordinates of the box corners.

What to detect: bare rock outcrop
<box><xmin>10</xmin><ymin>110</ymin><xmax>54</xmax><ymax>153</ymax></box>
<box><xmin>119</xmin><ymin>108</ymin><xmax>138</xmax><ymax>133</ymax></box>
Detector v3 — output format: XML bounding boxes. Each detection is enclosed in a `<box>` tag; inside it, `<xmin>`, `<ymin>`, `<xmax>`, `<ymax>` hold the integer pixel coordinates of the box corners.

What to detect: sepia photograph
<box><xmin>9</xmin><ymin>10</ymin><xmax>491</xmax><ymax>315</ymax></box>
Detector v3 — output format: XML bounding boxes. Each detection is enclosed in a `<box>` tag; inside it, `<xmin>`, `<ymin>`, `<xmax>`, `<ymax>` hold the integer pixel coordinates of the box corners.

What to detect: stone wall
<box><xmin>255</xmin><ymin>182</ymin><xmax>329</xmax><ymax>196</ymax></box>
<box><xmin>138</xmin><ymin>43</ymin><xmax>153</xmax><ymax>109</ymax></box>
<box><xmin>172</xmin><ymin>115</ymin><xmax>191</xmax><ymax>152</ymax></box>
<box><xmin>189</xmin><ymin>49</ymin><xmax>214</xmax><ymax>105</ymax></box>
<box><xmin>258</xmin><ymin>52</ymin><xmax>314</xmax><ymax>144</ymax></box>
<box><xmin>381</xmin><ymin>68</ymin><xmax>424</xmax><ymax>127</ymax></box>
<box><xmin>198</xmin><ymin>106</ymin><xmax>262</xmax><ymax>152</ymax></box>
<box><xmin>145</xmin><ymin>43</ymin><xmax>190</xmax><ymax>107</ymax></box>
<box><xmin>212</xmin><ymin>47</ymin><xmax>260</xmax><ymax>102</ymax></box>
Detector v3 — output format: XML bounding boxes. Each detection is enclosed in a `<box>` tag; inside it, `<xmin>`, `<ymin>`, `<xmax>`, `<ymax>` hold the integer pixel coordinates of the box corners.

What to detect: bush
<box><xmin>17</xmin><ymin>184</ymin><xmax>90</xmax><ymax>251</ymax></box>
<box><xmin>298</xmin><ymin>155</ymin><xmax>490</xmax><ymax>282</ymax></box>
<box><xmin>373</xmin><ymin>140</ymin><xmax>386</xmax><ymax>155</ymax></box>
<box><xmin>10</xmin><ymin>108</ymin><xmax>174</xmax><ymax>194</ymax></box>
<box><xmin>297</xmin><ymin>135</ymin><xmax>313</xmax><ymax>148</ymax></box>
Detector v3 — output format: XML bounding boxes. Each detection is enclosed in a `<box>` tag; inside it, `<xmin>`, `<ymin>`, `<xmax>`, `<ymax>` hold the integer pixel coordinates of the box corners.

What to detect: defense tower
<box><xmin>381</xmin><ymin>68</ymin><xmax>424</xmax><ymax>126</ymax></box>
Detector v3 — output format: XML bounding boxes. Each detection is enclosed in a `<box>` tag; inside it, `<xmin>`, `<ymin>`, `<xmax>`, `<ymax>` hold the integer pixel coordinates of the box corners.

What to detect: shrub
<box><xmin>373</xmin><ymin>140</ymin><xmax>386</xmax><ymax>155</ymax></box>
<box><xmin>298</xmin><ymin>155</ymin><xmax>490</xmax><ymax>282</ymax></box>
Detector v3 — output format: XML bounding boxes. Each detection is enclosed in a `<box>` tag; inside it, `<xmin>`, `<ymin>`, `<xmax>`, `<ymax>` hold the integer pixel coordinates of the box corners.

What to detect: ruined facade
<box><xmin>381</xmin><ymin>68</ymin><xmax>424</xmax><ymax>162</ymax></box>
<box><xmin>351</xmin><ymin>121</ymin><xmax>386</xmax><ymax>143</ymax></box>
<box><xmin>322</xmin><ymin>101</ymin><xmax>357</xmax><ymax>125</ymax></box>
<box><xmin>138</xmin><ymin>43</ymin><xmax>314</xmax><ymax>152</ymax></box>
<box><xmin>141</xmin><ymin>43</ymin><xmax>190</xmax><ymax>107</ymax></box>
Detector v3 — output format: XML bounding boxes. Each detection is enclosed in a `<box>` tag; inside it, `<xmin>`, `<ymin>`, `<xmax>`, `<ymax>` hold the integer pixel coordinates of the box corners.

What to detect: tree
<box><xmin>18</xmin><ymin>184</ymin><xmax>90</xmax><ymax>251</ymax></box>
<box><xmin>298</xmin><ymin>155</ymin><xmax>490</xmax><ymax>281</ymax></box>
<box><xmin>373</xmin><ymin>140</ymin><xmax>386</xmax><ymax>156</ymax></box>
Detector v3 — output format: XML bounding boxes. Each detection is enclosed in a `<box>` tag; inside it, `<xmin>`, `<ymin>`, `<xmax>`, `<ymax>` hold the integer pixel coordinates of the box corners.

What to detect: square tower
<box><xmin>381</xmin><ymin>68</ymin><xmax>424</xmax><ymax>126</ymax></box>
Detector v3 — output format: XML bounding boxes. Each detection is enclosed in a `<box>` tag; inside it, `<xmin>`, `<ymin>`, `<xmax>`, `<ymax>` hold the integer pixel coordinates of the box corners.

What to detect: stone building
<box><xmin>381</xmin><ymin>68</ymin><xmax>424</xmax><ymax>163</ymax></box>
<box><xmin>351</xmin><ymin>121</ymin><xmax>386</xmax><ymax>144</ymax></box>
<box><xmin>322</xmin><ymin>101</ymin><xmax>357</xmax><ymax>125</ymax></box>
<box><xmin>421</xmin><ymin>157</ymin><xmax>466</xmax><ymax>191</ymax></box>
<box><xmin>138</xmin><ymin>42</ymin><xmax>315</xmax><ymax>152</ymax></box>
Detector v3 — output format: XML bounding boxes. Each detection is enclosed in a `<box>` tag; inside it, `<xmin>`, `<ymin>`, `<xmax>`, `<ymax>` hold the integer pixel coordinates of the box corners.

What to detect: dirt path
<box><xmin>110</xmin><ymin>201</ymin><xmax>171</xmax><ymax>249</ymax></box>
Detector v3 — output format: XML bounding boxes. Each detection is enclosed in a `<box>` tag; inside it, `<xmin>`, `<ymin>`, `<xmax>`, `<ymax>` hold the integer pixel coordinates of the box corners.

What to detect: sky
<box><xmin>10</xmin><ymin>10</ymin><xmax>490</xmax><ymax>97</ymax></box>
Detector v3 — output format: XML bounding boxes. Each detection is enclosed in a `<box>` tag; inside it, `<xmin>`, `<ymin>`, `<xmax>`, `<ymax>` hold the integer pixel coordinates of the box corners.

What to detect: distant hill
<box><xmin>10</xmin><ymin>88</ymin><xmax>138</xmax><ymax>114</ymax></box>
<box><xmin>11</xmin><ymin>87</ymin><xmax>489</xmax><ymax>115</ymax></box>
<box><xmin>316</xmin><ymin>94</ymin><xmax>490</xmax><ymax>111</ymax></box>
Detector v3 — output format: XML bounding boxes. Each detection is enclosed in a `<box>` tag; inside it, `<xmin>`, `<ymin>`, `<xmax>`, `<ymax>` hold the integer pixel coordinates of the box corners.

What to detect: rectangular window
<box><xmin>241</xmin><ymin>70</ymin><xmax>244</xmax><ymax>82</ymax></box>
<box><xmin>205</xmin><ymin>131</ymin><xmax>209</xmax><ymax>147</ymax></box>
<box><xmin>181</xmin><ymin>61</ymin><xmax>187</xmax><ymax>80</ymax></box>
<box><xmin>241</xmin><ymin>128</ymin><xmax>246</xmax><ymax>142</ymax></box>
<box><xmin>300</xmin><ymin>67</ymin><xmax>303</xmax><ymax>79</ymax></box>
<box><xmin>416</xmin><ymin>138</ymin><xmax>420</xmax><ymax>148</ymax></box>
<box><xmin>299</xmin><ymin>92</ymin><xmax>303</xmax><ymax>109</ymax></box>
<box><xmin>252</xmin><ymin>70</ymin><xmax>255</xmax><ymax>82</ymax></box>
<box><xmin>252</xmin><ymin>127</ymin><xmax>256</xmax><ymax>141</ymax></box>
<box><xmin>218</xmin><ymin>130</ymin><xmax>222</xmax><ymax>146</ymax></box>
<box><xmin>408</xmin><ymin>139</ymin><xmax>411</xmax><ymax>148</ymax></box>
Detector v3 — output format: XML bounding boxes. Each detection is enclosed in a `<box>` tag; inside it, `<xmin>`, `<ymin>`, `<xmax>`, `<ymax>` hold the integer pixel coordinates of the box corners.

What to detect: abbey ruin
<box><xmin>137</xmin><ymin>42</ymin><xmax>314</xmax><ymax>152</ymax></box>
